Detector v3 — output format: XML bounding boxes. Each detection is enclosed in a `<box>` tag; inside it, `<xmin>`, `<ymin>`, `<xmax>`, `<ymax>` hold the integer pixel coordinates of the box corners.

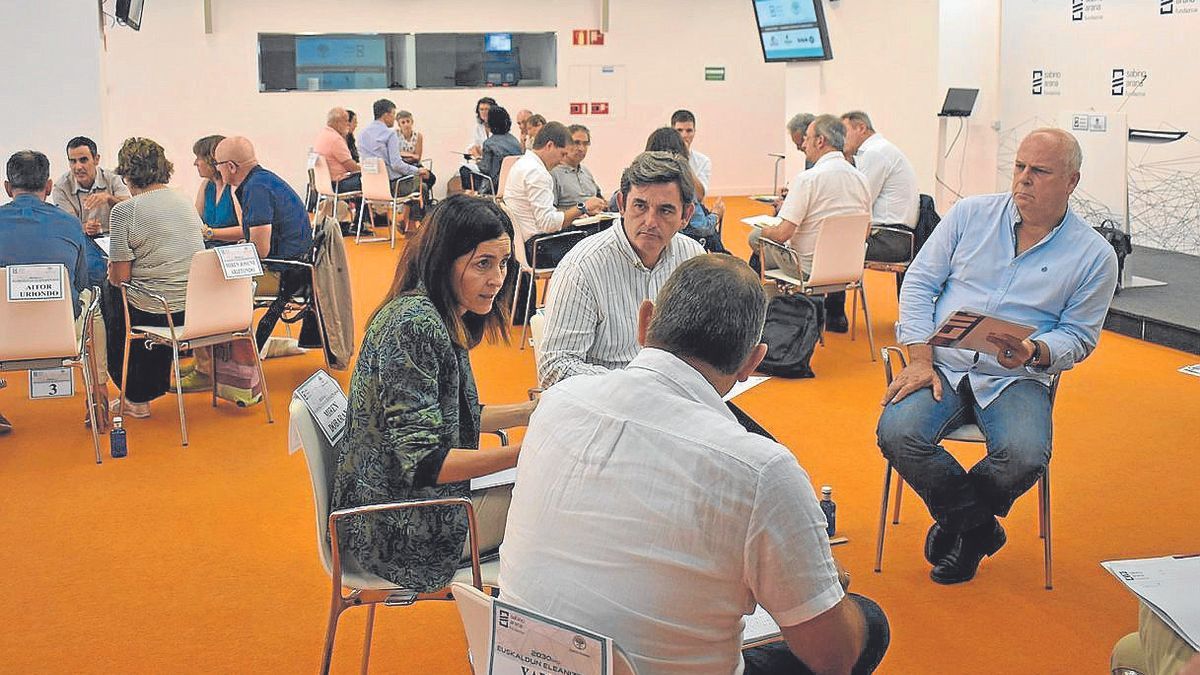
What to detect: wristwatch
<box><xmin>203</xmin><ymin>226</ymin><xmax>215</xmax><ymax>240</ymax></box>
<box><xmin>576</xmin><ymin>201</ymin><xmax>586</xmax><ymax>212</ymax></box>
<box><xmin>1024</xmin><ymin>340</ymin><xmax>1042</xmax><ymax>367</ymax></box>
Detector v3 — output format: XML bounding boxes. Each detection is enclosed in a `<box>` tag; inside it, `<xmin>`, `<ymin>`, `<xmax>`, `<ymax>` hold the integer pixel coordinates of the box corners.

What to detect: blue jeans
<box><xmin>742</xmin><ymin>594</ymin><xmax>890</xmax><ymax>675</ymax></box>
<box><xmin>876</xmin><ymin>371</ymin><xmax>1052</xmax><ymax>533</ymax></box>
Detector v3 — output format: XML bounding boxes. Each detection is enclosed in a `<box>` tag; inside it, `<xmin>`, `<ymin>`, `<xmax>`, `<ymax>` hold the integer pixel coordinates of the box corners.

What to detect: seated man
<box><xmin>504</xmin><ymin>122</ymin><xmax>605</xmax><ymax>322</ymax></box>
<box><xmin>841</xmin><ymin>111</ymin><xmax>919</xmax><ymax>263</ymax></box>
<box><xmin>877</xmin><ymin>128</ymin><xmax>1118</xmax><ymax>584</ymax></box>
<box><xmin>358</xmin><ymin>98</ymin><xmax>430</xmax><ymax>224</ymax></box>
<box><xmin>312</xmin><ymin>107</ymin><xmax>361</xmax><ymax>195</ymax></box>
<box><xmin>514</xmin><ymin>108</ymin><xmax>533</xmax><ymax>149</ymax></box>
<box><xmin>551</xmin><ymin>124</ymin><xmax>606</xmax><ymax>212</ymax></box>
<box><xmin>502</xmin><ymin>255</ymin><xmax>890</xmax><ymax>675</ymax></box>
<box><xmin>537</xmin><ymin>150</ymin><xmax>703</xmax><ymax>387</ymax></box>
<box><xmin>51</xmin><ymin>136</ymin><xmax>130</xmax><ymax>237</ymax></box>
<box><xmin>749</xmin><ymin>114</ymin><xmax>870</xmax><ymax>333</ymax></box>
<box><xmin>1</xmin><ymin>150</ymin><xmax>95</xmax><ymax>434</ymax></box>
<box><xmin>213</xmin><ymin>136</ymin><xmax>319</xmax><ymax>352</ymax></box>
<box><xmin>672</xmin><ymin>108</ymin><xmax>711</xmax><ymax>201</ymax></box>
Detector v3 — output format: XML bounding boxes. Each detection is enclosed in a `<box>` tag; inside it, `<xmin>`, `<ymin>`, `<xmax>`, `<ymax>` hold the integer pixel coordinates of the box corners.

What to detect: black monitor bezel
<box><xmin>752</xmin><ymin>0</ymin><xmax>834</xmax><ymax>63</ymax></box>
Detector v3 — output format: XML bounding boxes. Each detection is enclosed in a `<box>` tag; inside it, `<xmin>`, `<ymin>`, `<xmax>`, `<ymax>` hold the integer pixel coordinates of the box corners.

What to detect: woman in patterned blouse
<box><xmin>332</xmin><ymin>194</ymin><xmax>536</xmax><ymax>591</ymax></box>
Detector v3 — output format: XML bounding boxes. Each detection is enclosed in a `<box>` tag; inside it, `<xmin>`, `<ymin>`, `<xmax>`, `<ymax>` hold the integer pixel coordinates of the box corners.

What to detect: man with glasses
<box><xmin>51</xmin><ymin>136</ymin><xmax>130</xmax><ymax>236</ymax></box>
<box><xmin>551</xmin><ymin>124</ymin><xmax>607</xmax><ymax>214</ymax></box>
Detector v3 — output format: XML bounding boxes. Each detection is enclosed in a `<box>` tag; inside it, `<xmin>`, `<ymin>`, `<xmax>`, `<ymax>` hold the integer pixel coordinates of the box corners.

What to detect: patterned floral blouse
<box><xmin>331</xmin><ymin>291</ymin><xmax>481</xmax><ymax>591</ymax></box>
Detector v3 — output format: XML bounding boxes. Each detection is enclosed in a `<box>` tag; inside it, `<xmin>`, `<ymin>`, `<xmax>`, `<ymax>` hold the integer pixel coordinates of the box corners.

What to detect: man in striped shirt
<box><xmin>537</xmin><ymin>151</ymin><xmax>704</xmax><ymax>388</ymax></box>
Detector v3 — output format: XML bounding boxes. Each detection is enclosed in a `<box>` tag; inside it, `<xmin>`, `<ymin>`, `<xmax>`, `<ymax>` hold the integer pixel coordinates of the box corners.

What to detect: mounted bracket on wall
<box><xmin>204</xmin><ymin>0</ymin><xmax>213</xmax><ymax>34</ymax></box>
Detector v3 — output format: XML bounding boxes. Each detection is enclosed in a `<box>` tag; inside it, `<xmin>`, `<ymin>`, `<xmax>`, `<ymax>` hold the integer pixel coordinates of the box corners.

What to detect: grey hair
<box><xmin>5</xmin><ymin>150</ymin><xmax>50</xmax><ymax>192</ymax></box>
<box><xmin>619</xmin><ymin>151</ymin><xmax>695</xmax><ymax>206</ymax></box>
<box><xmin>566</xmin><ymin>123</ymin><xmax>591</xmax><ymax>137</ymax></box>
<box><xmin>786</xmin><ymin>112</ymin><xmax>815</xmax><ymax>135</ymax></box>
<box><xmin>1028</xmin><ymin>127</ymin><xmax>1083</xmax><ymax>174</ymax></box>
<box><xmin>841</xmin><ymin>110</ymin><xmax>875</xmax><ymax>132</ymax></box>
<box><xmin>645</xmin><ymin>256</ymin><xmax>768</xmax><ymax>375</ymax></box>
<box><xmin>809</xmin><ymin>114</ymin><xmax>846</xmax><ymax>151</ymax></box>
<box><xmin>326</xmin><ymin>107</ymin><xmax>348</xmax><ymax>126</ymax></box>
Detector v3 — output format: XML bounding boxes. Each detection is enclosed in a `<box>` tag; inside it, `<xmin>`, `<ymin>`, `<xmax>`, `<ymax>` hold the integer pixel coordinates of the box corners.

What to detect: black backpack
<box><xmin>758</xmin><ymin>294</ymin><xmax>825</xmax><ymax>378</ymax></box>
<box><xmin>912</xmin><ymin>193</ymin><xmax>942</xmax><ymax>258</ymax></box>
<box><xmin>1093</xmin><ymin>219</ymin><xmax>1132</xmax><ymax>294</ymax></box>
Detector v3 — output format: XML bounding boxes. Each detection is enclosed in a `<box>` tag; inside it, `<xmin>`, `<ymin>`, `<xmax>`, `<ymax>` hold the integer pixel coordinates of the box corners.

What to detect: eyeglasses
<box><xmin>214</xmin><ymin>160</ymin><xmax>238</xmax><ymax>170</ymax></box>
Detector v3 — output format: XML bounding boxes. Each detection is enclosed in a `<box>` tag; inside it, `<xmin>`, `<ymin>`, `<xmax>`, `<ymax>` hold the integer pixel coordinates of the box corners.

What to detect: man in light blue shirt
<box><xmin>877</xmin><ymin>128</ymin><xmax>1117</xmax><ymax>585</ymax></box>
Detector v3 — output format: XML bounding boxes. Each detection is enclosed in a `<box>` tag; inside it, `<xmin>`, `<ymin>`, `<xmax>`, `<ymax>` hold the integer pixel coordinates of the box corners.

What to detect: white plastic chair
<box><xmin>496</xmin><ymin>154</ymin><xmax>520</xmax><ymax>198</ymax></box>
<box><xmin>289</xmin><ymin>396</ymin><xmax>497</xmax><ymax>675</ymax></box>
<box><xmin>118</xmin><ymin>250</ymin><xmax>273</xmax><ymax>446</ymax></box>
<box><xmin>311</xmin><ymin>153</ymin><xmax>361</xmax><ymax>224</ymax></box>
<box><xmin>0</xmin><ymin>266</ymin><xmax>104</xmax><ymax>463</ymax></box>
<box><xmin>451</xmin><ymin>582</ymin><xmax>639</xmax><ymax>675</ymax></box>
<box><xmin>873</xmin><ymin>345</ymin><xmax>1057</xmax><ymax>589</ymax></box>
<box><xmin>354</xmin><ymin>157</ymin><xmax>421</xmax><ymax>248</ymax></box>
<box><xmin>758</xmin><ymin>213</ymin><xmax>877</xmax><ymax>361</ymax></box>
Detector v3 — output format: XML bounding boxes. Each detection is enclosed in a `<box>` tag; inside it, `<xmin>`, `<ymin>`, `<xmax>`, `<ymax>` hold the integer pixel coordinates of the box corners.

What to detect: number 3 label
<box><xmin>29</xmin><ymin>367</ymin><xmax>75</xmax><ymax>399</ymax></box>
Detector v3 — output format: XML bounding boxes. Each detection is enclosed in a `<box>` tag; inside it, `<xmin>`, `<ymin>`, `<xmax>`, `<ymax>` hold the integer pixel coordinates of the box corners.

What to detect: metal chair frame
<box><xmin>354</xmin><ymin>159</ymin><xmax>422</xmax><ymax>248</ymax></box>
<box><xmin>513</xmin><ymin>230</ymin><xmax>588</xmax><ymax>350</ymax></box>
<box><xmin>873</xmin><ymin>345</ymin><xmax>1056</xmax><ymax>589</ymax></box>
<box><xmin>310</xmin><ymin>153</ymin><xmax>362</xmax><ymax>226</ymax></box>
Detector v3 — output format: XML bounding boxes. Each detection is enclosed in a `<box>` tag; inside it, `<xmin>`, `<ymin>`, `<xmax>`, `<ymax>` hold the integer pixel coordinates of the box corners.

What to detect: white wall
<box><xmin>781</xmin><ymin>0</ymin><xmax>941</xmax><ymax>199</ymax></box>
<box><xmin>100</xmin><ymin>0</ymin><xmax>787</xmax><ymax>200</ymax></box>
<box><xmin>0</xmin><ymin>0</ymin><xmax>105</xmax><ymax>190</ymax></box>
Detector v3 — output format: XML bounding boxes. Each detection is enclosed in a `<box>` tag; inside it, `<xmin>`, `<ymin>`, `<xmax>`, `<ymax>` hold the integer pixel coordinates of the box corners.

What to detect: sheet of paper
<box><xmin>6</xmin><ymin>264</ymin><xmax>64</xmax><ymax>302</ymax></box>
<box><xmin>214</xmin><ymin>242</ymin><xmax>263</xmax><ymax>280</ymax></box>
<box><xmin>573</xmin><ymin>212</ymin><xmax>619</xmax><ymax>227</ymax></box>
<box><xmin>490</xmin><ymin>600</ymin><xmax>613</xmax><ymax>675</ymax></box>
<box><xmin>93</xmin><ymin>236</ymin><xmax>112</xmax><ymax>256</ymax></box>
<box><xmin>470</xmin><ymin>467</ymin><xmax>516</xmax><ymax>491</ymax></box>
<box><xmin>741</xmin><ymin>215</ymin><xmax>781</xmax><ymax>229</ymax></box>
<box><xmin>293</xmin><ymin>370</ymin><xmax>348</xmax><ymax>447</ymax></box>
<box><xmin>29</xmin><ymin>367</ymin><xmax>75</xmax><ymax>399</ymax></box>
<box><xmin>743</xmin><ymin>605</ymin><xmax>781</xmax><ymax>644</ymax></box>
<box><xmin>1178</xmin><ymin>363</ymin><xmax>1200</xmax><ymax>378</ymax></box>
<box><xmin>1102</xmin><ymin>555</ymin><xmax>1200</xmax><ymax>651</ymax></box>
<box><xmin>750</xmin><ymin>194</ymin><xmax>781</xmax><ymax>203</ymax></box>
<box><xmin>723</xmin><ymin>376</ymin><xmax>769</xmax><ymax>402</ymax></box>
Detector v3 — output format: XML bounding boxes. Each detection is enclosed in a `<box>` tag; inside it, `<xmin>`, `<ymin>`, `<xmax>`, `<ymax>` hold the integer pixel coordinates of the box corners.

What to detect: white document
<box><xmin>743</xmin><ymin>605</ymin><xmax>782</xmax><ymax>645</ymax></box>
<box><xmin>490</xmin><ymin>600</ymin><xmax>614</xmax><ymax>675</ymax></box>
<box><xmin>471</xmin><ymin>467</ymin><xmax>516</xmax><ymax>491</ymax></box>
<box><xmin>573</xmin><ymin>212</ymin><xmax>619</xmax><ymax>227</ymax></box>
<box><xmin>1102</xmin><ymin>555</ymin><xmax>1200</xmax><ymax>651</ymax></box>
<box><xmin>306</xmin><ymin>153</ymin><xmax>319</xmax><ymax>169</ymax></box>
<box><xmin>293</xmin><ymin>370</ymin><xmax>348</xmax><ymax>447</ymax></box>
<box><xmin>1179</xmin><ymin>364</ymin><xmax>1200</xmax><ymax>378</ymax></box>
<box><xmin>93</xmin><ymin>236</ymin><xmax>112</xmax><ymax>256</ymax></box>
<box><xmin>750</xmin><ymin>194</ymin><xmax>781</xmax><ymax>203</ymax></box>
<box><xmin>723</xmin><ymin>376</ymin><xmax>769</xmax><ymax>402</ymax></box>
<box><xmin>214</xmin><ymin>242</ymin><xmax>263</xmax><ymax>280</ymax></box>
<box><xmin>6</xmin><ymin>264</ymin><xmax>64</xmax><ymax>302</ymax></box>
<box><xmin>29</xmin><ymin>367</ymin><xmax>74</xmax><ymax>399</ymax></box>
<box><xmin>361</xmin><ymin>159</ymin><xmax>380</xmax><ymax>174</ymax></box>
<box><xmin>741</xmin><ymin>215</ymin><xmax>781</xmax><ymax>229</ymax></box>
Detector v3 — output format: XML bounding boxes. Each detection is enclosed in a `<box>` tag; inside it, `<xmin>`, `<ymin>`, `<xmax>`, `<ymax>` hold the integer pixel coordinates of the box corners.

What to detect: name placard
<box><xmin>306</xmin><ymin>153</ymin><xmax>319</xmax><ymax>169</ymax></box>
<box><xmin>294</xmin><ymin>370</ymin><xmax>348</xmax><ymax>446</ymax></box>
<box><xmin>214</xmin><ymin>242</ymin><xmax>264</xmax><ymax>280</ymax></box>
<box><xmin>29</xmin><ymin>367</ymin><xmax>75</xmax><ymax>399</ymax></box>
<box><xmin>6</xmin><ymin>264</ymin><xmax>64</xmax><ymax>302</ymax></box>
<box><xmin>361</xmin><ymin>159</ymin><xmax>380</xmax><ymax>174</ymax></box>
<box><xmin>489</xmin><ymin>600</ymin><xmax>613</xmax><ymax>675</ymax></box>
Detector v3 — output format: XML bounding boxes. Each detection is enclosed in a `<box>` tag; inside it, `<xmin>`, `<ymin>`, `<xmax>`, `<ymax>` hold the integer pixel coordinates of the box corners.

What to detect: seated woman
<box><xmin>332</xmin><ymin>194</ymin><xmax>536</xmax><ymax>591</ymax></box>
<box><xmin>460</xmin><ymin>105</ymin><xmax>522</xmax><ymax>195</ymax></box>
<box><xmin>345</xmin><ymin>109</ymin><xmax>360</xmax><ymax>163</ymax></box>
<box><xmin>644</xmin><ymin>127</ymin><xmax>727</xmax><ymax>253</ymax></box>
<box><xmin>191</xmin><ymin>134</ymin><xmax>239</xmax><ymax>248</ymax></box>
<box><xmin>104</xmin><ymin>137</ymin><xmax>205</xmax><ymax>418</ymax></box>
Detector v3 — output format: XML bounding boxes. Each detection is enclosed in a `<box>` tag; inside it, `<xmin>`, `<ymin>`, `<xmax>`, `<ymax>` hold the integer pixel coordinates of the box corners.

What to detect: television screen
<box><xmin>485</xmin><ymin>33</ymin><xmax>513</xmax><ymax>52</ymax></box>
<box><xmin>752</xmin><ymin>0</ymin><xmax>832</xmax><ymax>62</ymax></box>
<box><xmin>116</xmin><ymin>0</ymin><xmax>145</xmax><ymax>31</ymax></box>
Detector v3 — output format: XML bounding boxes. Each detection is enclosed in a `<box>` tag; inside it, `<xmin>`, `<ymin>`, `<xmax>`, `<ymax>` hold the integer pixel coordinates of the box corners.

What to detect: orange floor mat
<box><xmin>0</xmin><ymin>197</ymin><xmax>1196</xmax><ymax>674</ymax></box>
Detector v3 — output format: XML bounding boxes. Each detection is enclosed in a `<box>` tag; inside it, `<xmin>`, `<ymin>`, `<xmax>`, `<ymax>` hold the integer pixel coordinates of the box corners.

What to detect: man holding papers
<box><xmin>502</xmin><ymin>256</ymin><xmax>889</xmax><ymax>675</ymax></box>
<box><xmin>877</xmin><ymin>128</ymin><xmax>1118</xmax><ymax>584</ymax></box>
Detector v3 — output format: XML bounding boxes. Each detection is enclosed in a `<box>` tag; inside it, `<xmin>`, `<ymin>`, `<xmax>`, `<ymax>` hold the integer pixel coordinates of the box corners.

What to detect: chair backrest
<box><xmin>451</xmin><ymin>582</ymin><xmax>639</xmax><ymax>675</ymax></box>
<box><xmin>528</xmin><ymin>310</ymin><xmax>546</xmax><ymax>356</ymax></box>
<box><xmin>497</xmin><ymin>155</ymin><xmax>520</xmax><ymax>196</ymax></box>
<box><xmin>310</xmin><ymin>153</ymin><xmax>336</xmax><ymax>197</ymax></box>
<box><xmin>360</xmin><ymin>157</ymin><xmax>393</xmax><ymax>201</ymax></box>
<box><xmin>180</xmin><ymin>250</ymin><xmax>254</xmax><ymax>340</ymax></box>
<box><xmin>0</xmin><ymin>265</ymin><xmax>78</xmax><ymax>360</ymax></box>
<box><xmin>808</xmin><ymin>213</ymin><xmax>872</xmax><ymax>288</ymax></box>
<box><xmin>498</xmin><ymin>201</ymin><xmax>532</xmax><ymax>271</ymax></box>
<box><xmin>290</xmin><ymin>396</ymin><xmax>337</xmax><ymax>575</ymax></box>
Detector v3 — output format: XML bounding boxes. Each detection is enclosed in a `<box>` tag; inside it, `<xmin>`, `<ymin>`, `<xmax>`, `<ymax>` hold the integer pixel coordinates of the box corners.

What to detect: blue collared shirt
<box><xmin>358</xmin><ymin>120</ymin><xmax>417</xmax><ymax>180</ymax></box>
<box><xmin>897</xmin><ymin>192</ymin><xmax>1118</xmax><ymax>406</ymax></box>
<box><xmin>236</xmin><ymin>165</ymin><xmax>313</xmax><ymax>263</ymax></box>
<box><xmin>0</xmin><ymin>193</ymin><xmax>90</xmax><ymax>317</ymax></box>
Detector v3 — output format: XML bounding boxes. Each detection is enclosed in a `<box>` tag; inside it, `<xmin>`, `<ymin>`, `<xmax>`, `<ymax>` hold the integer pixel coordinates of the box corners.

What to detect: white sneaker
<box><xmin>260</xmin><ymin>336</ymin><xmax>308</xmax><ymax>360</ymax></box>
<box><xmin>110</xmin><ymin>398</ymin><xmax>151</xmax><ymax>419</ymax></box>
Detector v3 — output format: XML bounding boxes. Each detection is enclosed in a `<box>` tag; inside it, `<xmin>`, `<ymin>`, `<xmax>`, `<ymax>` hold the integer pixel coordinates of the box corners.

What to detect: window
<box><xmin>258</xmin><ymin>32</ymin><xmax>555</xmax><ymax>92</ymax></box>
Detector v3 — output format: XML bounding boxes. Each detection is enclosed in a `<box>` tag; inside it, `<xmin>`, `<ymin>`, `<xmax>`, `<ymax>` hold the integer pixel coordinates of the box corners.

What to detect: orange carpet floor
<box><xmin>0</xmin><ymin>197</ymin><xmax>1196</xmax><ymax>674</ymax></box>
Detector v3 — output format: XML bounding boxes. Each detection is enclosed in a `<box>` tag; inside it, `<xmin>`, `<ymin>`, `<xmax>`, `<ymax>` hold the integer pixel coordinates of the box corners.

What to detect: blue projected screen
<box><xmin>485</xmin><ymin>33</ymin><xmax>512</xmax><ymax>52</ymax></box>
<box><xmin>752</xmin><ymin>0</ymin><xmax>832</xmax><ymax>62</ymax></box>
<box><xmin>295</xmin><ymin>36</ymin><xmax>387</xmax><ymax>69</ymax></box>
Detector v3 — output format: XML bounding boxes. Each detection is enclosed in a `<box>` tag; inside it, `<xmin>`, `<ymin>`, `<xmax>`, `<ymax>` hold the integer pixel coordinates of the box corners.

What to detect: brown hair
<box><xmin>115</xmin><ymin>137</ymin><xmax>174</xmax><ymax>189</ymax></box>
<box><xmin>372</xmin><ymin>194</ymin><xmax>516</xmax><ymax>348</ymax></box>
<box><xmin>192</xmin><ymin>134</ymin><xmax>225</xmax><ymax>175</ymax></box>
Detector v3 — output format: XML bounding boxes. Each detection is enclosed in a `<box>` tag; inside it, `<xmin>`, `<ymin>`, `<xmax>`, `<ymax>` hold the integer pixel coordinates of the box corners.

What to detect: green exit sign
<box><xmin>704</xmin><ymin>66</ymin><xmax>726</xmax><ymax>81</ymax></box>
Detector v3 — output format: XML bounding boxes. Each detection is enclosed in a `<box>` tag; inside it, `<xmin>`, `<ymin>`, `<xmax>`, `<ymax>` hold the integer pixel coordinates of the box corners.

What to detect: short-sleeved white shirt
<box><xmin>689</xmin><ymin>149</ymin><xmax>712</xmax><ymax>191</ymax></box>
<box><xmin>777</xmin><ymin>151</ymin><xmax>871</xmax><ymax>270</ymax></box>
<box><xmin>503</xmin><ymin>150</ymin><xmax>566</xmax><ymax>251</ymax></box>
<box><xmin>500</xmin><ymin>348</ymin><xmax>844</xmax><ymax>675</ymax></box>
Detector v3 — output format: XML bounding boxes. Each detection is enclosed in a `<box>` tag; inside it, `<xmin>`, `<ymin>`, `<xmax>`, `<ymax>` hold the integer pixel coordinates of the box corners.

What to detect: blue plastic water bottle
<box><xmin>110</xmin><ymin>416</ymin><xmax>127</xmax><ymax>459</ymax></box>
<box><xmin>820</xmin><ymin>485</ymin><xmax>836</xmax><ymax>537</ymax></box>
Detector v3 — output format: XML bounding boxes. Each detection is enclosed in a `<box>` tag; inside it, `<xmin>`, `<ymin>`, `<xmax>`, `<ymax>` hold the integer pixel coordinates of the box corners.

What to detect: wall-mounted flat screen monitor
<box><xmin>752</xmin><ymin>0</ymin><xmax>832</xmax><ymax>62</ymax></box>
<box><xmin>485</xmin><ymin>33</ymin><xmax>513</xmax><ymax>52</ymax></box>
<box><xmin>116</xmin><ymin>0</ymin><xmax>145</xmax><ymax>31</ymax></box>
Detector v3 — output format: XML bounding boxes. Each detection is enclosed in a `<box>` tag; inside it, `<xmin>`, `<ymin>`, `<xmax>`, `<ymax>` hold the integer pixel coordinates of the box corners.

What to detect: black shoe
<box><xmin>924</xmin><ymin>523</ymin><xmax>956</xmax><ymax>564</ymax></box>
<box><xmin>827</xmin><ymin>315</ymin><xmax>850</xmax><ymax>333</ymax></box>
<box><xmin>930</xmin><ymin>520</ymin><xmax>1006</xmax><ymax>585</ymax></box>
<box><xmin>0</xmin><ymin>412</ymin><xmax>11</xmax><ymax>435</ymax></box>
